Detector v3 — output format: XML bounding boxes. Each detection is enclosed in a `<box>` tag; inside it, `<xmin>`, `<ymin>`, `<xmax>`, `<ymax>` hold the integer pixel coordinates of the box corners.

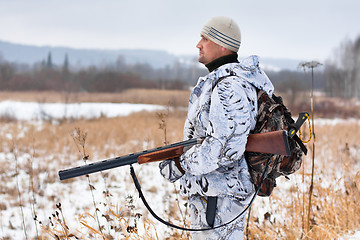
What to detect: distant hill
<box><xmin>0</xmin><ymin>40</ymin><xmax>179</xmax><ymax>69</ymax></box>
<box><xmin>0</xmin><ymin>40</ymin><xmax>302</xmax><ymax>71</ymax></box>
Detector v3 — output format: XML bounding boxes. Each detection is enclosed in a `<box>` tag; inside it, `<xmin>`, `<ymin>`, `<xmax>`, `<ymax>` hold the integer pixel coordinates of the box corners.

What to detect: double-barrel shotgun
<box><xmin>58</xmin><ymin>130</ymin><xmax>290</xmax><ymax>181</ymax></box>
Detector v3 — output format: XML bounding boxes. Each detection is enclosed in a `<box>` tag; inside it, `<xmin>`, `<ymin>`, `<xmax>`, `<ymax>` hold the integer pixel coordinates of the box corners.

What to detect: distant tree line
<box><xmin>0</xmin><ymin>52</ymin><xmax>205</xmax><ymax>92</ymax></box>
<box><xmin>1</xmin><ymin>35</ymin><xmax>360</xmax><ymax>100</ymax></box>
<box><xmin>324</xmin><ymin>36</ymin><xmax>360</xmax><ymax>98</ymax></box>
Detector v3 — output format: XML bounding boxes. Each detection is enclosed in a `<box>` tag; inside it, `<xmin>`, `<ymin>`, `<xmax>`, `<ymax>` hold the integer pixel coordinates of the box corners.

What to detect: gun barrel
<box><xmin>58</xmin><ymin>138</ymin><xmax>200</xmax><ymax>181</ymax></box>
<box><xmin>58</xmin><ymin>155</ymin><xmax>138</xmax><ymax>180</ymax></box>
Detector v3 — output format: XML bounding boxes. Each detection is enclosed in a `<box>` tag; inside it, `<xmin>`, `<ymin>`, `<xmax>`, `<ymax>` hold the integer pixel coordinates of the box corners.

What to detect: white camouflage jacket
<box><xmin>159</xmin><ymin>55</ymin><xmax>274</xmax><ymax>201</ymax></box>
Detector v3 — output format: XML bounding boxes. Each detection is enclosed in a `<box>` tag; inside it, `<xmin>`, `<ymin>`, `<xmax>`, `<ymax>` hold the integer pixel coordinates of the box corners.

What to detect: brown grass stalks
<box><xmin>12</xmin><ymin>143</ymin><xmax>29</xmax><ymax>240</ymax></box>
<box><xmin>71</xmin><ymin>127</ymin><xmax>105</xmax><ymax>239</ymax></box>
<box><xmin>29</xmin><ymin>137</ymin><xmax>40</xmax><ymax>239</ymax></box>
<box><xmin>40</xmin><ymin>203</ymin><xmax>79</xmax><ymax>239</ymax></box>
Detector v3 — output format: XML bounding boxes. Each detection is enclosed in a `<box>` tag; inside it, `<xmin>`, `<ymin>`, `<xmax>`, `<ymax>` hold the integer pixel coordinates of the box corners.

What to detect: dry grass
<box><xmin>0</xmin><ymin>90</ymin><xmax>360</xmax><ymax>239</ymax></box>
<box><xmin>0</xmin><ymin>89</ymin><xmax>191</xmax><ymax>107</ymax></box>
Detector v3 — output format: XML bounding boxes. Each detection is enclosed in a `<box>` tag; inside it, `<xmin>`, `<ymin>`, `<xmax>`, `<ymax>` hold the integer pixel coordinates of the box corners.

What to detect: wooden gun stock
<box><xmin>245</xmin><ymin>130</ymin><xmax>290</xmax><ymax>156</ymax></box>
<box><xmin>59</xmin><ymin>130</ymin><xmax>290</xmax><ymax>181</ymax></box>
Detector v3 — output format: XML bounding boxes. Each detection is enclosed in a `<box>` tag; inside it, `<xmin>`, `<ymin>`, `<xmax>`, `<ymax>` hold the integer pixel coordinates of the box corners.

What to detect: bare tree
<box><xmin>324</xmin><ymin>36</ymin><xmax>360</xmax><ymax>98</ymax></box>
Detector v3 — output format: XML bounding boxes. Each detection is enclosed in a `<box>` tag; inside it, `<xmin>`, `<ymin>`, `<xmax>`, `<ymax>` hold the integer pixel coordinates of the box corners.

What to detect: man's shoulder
<box><xmin>217</xmin><ymin>76</ymin><xmax>255</xmax><ymax>94</ymax></box>
<box><xmin>214</xmin><ymin>74</ymin><xmax>254</xmax><ymax>99</ymax></box>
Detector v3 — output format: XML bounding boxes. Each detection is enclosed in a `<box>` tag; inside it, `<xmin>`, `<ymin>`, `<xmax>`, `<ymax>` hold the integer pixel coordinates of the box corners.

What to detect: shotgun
<box><xmin>58</xmin><ymin>130</ymin><xmax>290</xmax><ymax>181</ymax></box>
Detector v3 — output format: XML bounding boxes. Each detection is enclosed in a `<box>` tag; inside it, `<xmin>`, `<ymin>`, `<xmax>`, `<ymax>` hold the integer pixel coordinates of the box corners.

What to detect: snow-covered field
<box><xmin>0</xmin><ymin>101</ymin><xmax>183</xmax><ymax>239</ymax></box>
<box><xmin>0</xmin><ymin>100</ymin><xmax>359</xmax><ymax>239</ymax></box>
<box><xmin>0</xmin><ymin>100</ymin><xmax>165</xmax><ymax>121</ymax></box>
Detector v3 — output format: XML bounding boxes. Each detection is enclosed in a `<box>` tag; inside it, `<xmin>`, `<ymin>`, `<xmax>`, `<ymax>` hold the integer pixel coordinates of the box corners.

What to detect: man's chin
<box><xmin>198</xmin><ymin>56</ymin><xmax>207</xmax><ymax>65</ymax></box>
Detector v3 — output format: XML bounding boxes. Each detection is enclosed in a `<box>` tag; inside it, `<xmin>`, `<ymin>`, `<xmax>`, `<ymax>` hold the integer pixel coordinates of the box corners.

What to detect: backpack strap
<box><xmin>211</xmin><ymin>72</ymin><xmax>236</xmax><ymax>91</ymax></box>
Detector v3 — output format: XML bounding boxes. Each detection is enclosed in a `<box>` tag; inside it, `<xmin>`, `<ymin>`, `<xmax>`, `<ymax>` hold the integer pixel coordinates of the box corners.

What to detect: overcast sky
<box><xmin>1</xmin><ymin>0</ymin><xmax>359</xmax><ymax>62</ymax></box>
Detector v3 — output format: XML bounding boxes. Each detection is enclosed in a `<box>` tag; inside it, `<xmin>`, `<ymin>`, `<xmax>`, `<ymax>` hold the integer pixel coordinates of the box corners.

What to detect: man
<box><xmin>159</xmin><ymin>16</ymin><xmax>274</xmax><ymax>239</ymax></box>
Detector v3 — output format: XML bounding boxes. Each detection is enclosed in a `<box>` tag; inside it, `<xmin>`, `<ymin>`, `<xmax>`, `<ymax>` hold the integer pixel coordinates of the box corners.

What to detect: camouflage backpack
<box><xmin>245</xmin><ymin>90</ymin><xmax>307</xmax><ymax>197</ymax></box>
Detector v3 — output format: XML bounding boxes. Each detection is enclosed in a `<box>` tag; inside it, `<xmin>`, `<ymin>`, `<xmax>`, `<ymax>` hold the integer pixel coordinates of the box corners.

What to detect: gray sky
<box><xmin>1</xmin><ymin>0</ymin><xmax>359</xmax><ymax>62</ymax></box>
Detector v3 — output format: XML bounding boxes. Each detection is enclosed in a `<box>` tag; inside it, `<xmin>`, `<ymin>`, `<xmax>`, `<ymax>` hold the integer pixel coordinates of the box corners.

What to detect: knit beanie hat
<box><xmin>200</xmin><ymin>16</ymin><xmax>241</xmax><ymax>52</ymax></box>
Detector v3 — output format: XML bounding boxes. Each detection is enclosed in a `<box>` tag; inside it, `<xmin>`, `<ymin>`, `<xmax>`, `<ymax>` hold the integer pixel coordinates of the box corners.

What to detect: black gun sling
<box><xmin>128</xmin><ymin>159</ymin><xmax>271</xmax><ymax>232</ymax></box>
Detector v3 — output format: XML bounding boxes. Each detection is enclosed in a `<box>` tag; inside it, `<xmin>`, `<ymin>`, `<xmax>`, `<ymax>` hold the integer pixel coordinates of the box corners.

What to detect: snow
<box><xmin>314</xmin><ymin>118</ymin><xmax>360</xmax><ymax>126</ymax></box>
<box><xmin>339</xmin><ymin>231</ymin><xmax>360</xmax><ymax>240</ymax></box>
<box><xmin>0</xmin><ymin>100</ymin><xmax>165</xmax><ymax>121</ymax></box>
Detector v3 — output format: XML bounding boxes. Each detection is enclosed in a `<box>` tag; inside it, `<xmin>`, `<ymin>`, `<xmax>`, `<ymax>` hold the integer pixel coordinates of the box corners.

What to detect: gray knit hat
<box><xmin>200</xmin><ymin>16</ymin><xmax>241</xmax><ymax>52</ymax></box>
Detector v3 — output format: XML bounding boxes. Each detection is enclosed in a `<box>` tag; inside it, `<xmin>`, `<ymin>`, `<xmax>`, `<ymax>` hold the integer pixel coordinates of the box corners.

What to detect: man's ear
<box><xmin>221</xmin><ymin>47</ymin><xmax>233</xmax><ymax>55</ymax></box>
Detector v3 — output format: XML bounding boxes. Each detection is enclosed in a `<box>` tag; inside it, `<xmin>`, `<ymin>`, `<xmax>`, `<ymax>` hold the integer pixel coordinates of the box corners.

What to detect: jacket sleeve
<box><xmin>180</xmin><ymin>78</ymin><xmax>252</xmax><ymax>176</ymax></box>
<box><xmin>158</xmin><ymin>158</ymin><xmax>184</xmax><ymax>183</ymax></box>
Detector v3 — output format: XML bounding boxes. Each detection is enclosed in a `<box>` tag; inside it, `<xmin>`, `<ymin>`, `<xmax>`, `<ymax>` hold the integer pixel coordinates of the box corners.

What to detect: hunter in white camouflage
<box><xmin>159</xmin><ymin>16</ymin><xmax>274</xmax><ymax>239</ymax></box>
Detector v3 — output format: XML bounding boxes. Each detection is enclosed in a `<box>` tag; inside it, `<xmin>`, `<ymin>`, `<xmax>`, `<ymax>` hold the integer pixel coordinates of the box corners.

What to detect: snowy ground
<box><xmin>0</xmin><ymin>100</ymin><xmax>359</xmax><ymax>239</ymax></box>
<box><xmin>0</xmin><ymin>100</ymin><xmax>165</xmax><ymax>121</ymax></box>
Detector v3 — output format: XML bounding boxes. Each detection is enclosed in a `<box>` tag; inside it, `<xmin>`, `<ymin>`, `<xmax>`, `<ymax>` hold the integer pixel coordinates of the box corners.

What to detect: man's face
<box><xmin>196</xmin><ymin>36</ymin><xmax>224</xmax><ymax>65</ymax></box>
